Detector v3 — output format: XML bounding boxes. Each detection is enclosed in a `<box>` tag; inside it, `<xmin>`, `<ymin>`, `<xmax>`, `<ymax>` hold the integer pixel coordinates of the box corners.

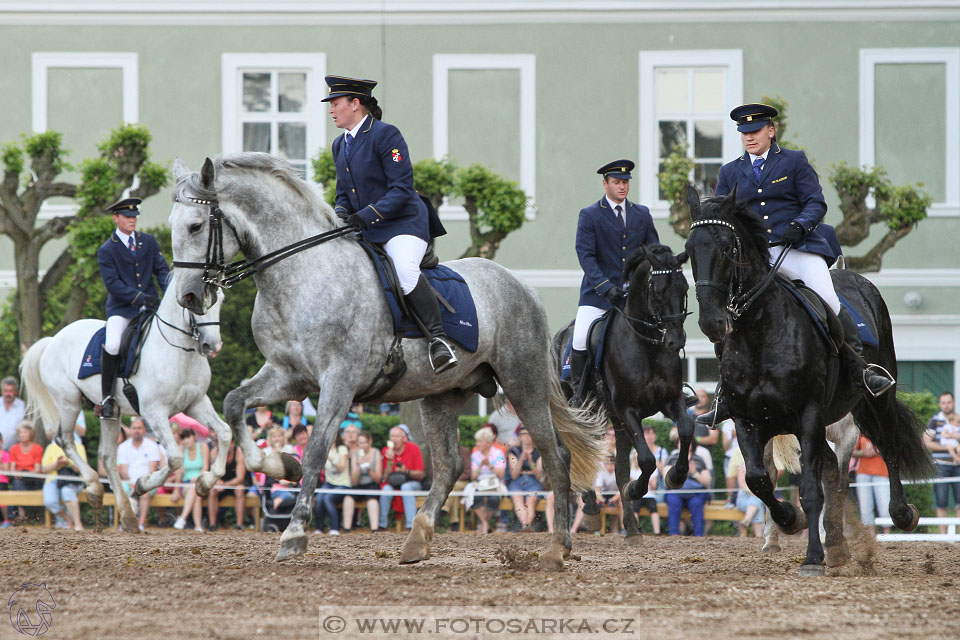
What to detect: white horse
<box><xmin>19</xmin><ymin>270</ymin><xmax>231</xmax><ymax>532</ymax></box>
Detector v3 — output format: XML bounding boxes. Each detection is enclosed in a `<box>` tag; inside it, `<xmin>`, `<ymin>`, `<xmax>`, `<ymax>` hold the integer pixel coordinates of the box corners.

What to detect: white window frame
<box><xmin>32</xmin><ymin>52</ymin><xmax>138</xmax><ymax>220</ymax></box>
<box><xmin>860</xmin><ymin>48</ymin><xmax>960</xmax><ymax>217</ymax></box>
<box><xmin>221</xmin><ymin>53</ymin><xmax>326</xmax><ymax>181</ymax></box>
<box><xmin>432</xmin><ymin>53</ymin><xmax>536</xmax><ymax>220</ymax></box>
<box><xmin>639</xmin><ymin>50</ymin><xmax>743</xmax><ymax>218</ymax></box>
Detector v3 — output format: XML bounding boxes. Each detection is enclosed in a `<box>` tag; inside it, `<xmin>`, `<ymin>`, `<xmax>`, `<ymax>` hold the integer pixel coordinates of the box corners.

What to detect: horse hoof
<box><xmin>623</xmin><ymin>533</ymin><xmax>643</xmax><ymax>546</ymax></box>
<box><xmin>538</xmin><ymin>540</ymin><xmax>566</xmax><ymax>572</ymax></box>
<box><xmin>664</xmin><ymin>468</ymin><xmax>684</xmax><ymax>490</ymax></box>
<box><xmin>276</xmin><ymin>534</ymin><xmax>308</xmax><ymax>561</ymax></box>
<box><xmin>761</xmin><ymin>543</ymin><xmax>781</xmax><ymax>554</ymax></box>
<box><xmin>120</xmin><ymin>513</ymin><xmax>140</xmax><ymax>534</ymax></box>
<box><xmin>581</xmin><ymin>512</ymin><xmax>602</xmax><ymax>532</ymax></box>
<box><xmin>896</xmin><ymin>504</ymin><xmax>921</xmax><ymax>532</ymax></box>
<box><xmin>624</xmin><ymin>480</ymin><xmax>643</xmax><ymax>501</ymax></box>
<box><xmin>825</xmin><ymin>543</ymin><xmax>850</xmax><ymax>568</ymax></box>
<box><xmin>778</xmin><ymin>503</ymin><xmax>808</xmax><ymax>535</ymax></box>
<box><xmin>399</xmin><ymin>542</ymin><xmax>430</xmax><ymax>565</ymax></box>
<box><xmin>195</xmin><ymin>472</ymin><xmax>215</xmax><ymax>497</ymax></box>
<box><xmin>279</xmin><ymin>452</ymin><xmax>303</xmax><ymax>483</ymax></box>
<box><xmin>85</xmin><ymin>491</ymin><xmax>102</xmax><ymax>512</ymax></box>
<box><xmin>799</xmin><ymin>563</ymin><xmax>825</xmax><ymax>578</ymax></box>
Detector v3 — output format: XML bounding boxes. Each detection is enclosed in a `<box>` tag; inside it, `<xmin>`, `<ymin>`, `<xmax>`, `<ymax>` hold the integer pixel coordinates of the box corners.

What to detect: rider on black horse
<box><xmin>697</xmin><ymin>103</ymin><xmax>894</xmax><ymax>426</ymax></box>
<box><xmin>97</xmin><ymin>197</ymin><xmax>170</xmax><ymax>419</ymax></box>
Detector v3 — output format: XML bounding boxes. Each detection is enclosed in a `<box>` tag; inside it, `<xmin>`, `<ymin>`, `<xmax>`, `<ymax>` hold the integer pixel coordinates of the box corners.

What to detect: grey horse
<box><xmin>168</xmin><ymin>153</ymin><xmax>608</xmax><ymax>568</ymax></box>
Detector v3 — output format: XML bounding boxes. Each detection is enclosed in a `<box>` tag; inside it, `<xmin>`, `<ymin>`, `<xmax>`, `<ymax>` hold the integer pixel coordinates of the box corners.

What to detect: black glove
<box><xmin>335</xmin><ymin>209</ymin><xmax>350</xmax><ymax>222</ymax></box>
<box><xmin>346</xmin><ymin>213</ymin><xmax>368</xmax><ymax>231</ymax></box>
<box><xmin>780</xmin><ymin>222</ymin><xmax>805</xmax><ymax>246</ymax></box>
<box><xmin>142</xmin><ymin>295</ymin><xmax>158</xmax><ymax>311</ymax></box>
<box><xmin>603</xmin><ymin>286</ymin><xmax>625</xmax><ymax>303</ymax></box>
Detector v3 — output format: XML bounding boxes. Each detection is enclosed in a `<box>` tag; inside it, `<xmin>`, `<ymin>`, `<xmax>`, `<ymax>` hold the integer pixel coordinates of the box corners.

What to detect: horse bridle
<box><xmin>614</xmin><ymin>266</ymin><xmax>691</xmax><ymax>345</ymax></box>
<box><xmin>171</xmin><ymin>192</ymin><xmax>355</xmax><ymax>289</ymax></box>
<box><xmin>689</xmin><ymin>218</ymin><xmax>791</xmax><ymax>320</ymax></box>
<box><xmin>154</xmin><ymin>308</ymin><xmax>220</xmax><ymax>354</ymax></box>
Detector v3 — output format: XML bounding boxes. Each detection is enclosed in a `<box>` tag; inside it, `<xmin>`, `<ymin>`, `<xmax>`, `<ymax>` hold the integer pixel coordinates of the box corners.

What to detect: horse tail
<box><xmin>771</xmin><ymin>434</ymin><xmax>801</xmax><ymax>474</ymax></box>
<box><xmin>546</xmin><ymin>355</ymin><xmax>609</xmax><ymax>491</ymax></box>
<box><xmin>19</xmin><ymin>337</ymin><xmax>60</xmax><ymax>438</ymax></box>
<box><xmin>854</xmin><ymin>397</ymin><xmax>934</xmax><ymax>481</ymax></box>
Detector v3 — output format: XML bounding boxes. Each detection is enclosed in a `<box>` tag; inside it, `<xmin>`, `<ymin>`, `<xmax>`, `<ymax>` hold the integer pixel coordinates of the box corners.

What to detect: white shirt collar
<box><xmin>115</xmin><ymin>229</ymin><xmax>134</xmax><ymax>247</ymax></box>
<box><xmin>347</xmin><ymin>115</ymin><xmax>368</xmax><ymax>139</ymax></box>
<box><xmin>748</xmin><ymin>150</ymin><xmax>770</xmax><ymax>165</ymax></box>
<box><xmin>605</xmin><ymin>196</ymin><xmax>626</xmax><ymax>214</ymax></box>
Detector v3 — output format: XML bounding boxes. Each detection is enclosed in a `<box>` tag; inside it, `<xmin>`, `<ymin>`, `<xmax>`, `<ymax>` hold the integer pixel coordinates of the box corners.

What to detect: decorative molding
<box><xmin>221</xmin><ymin>53</ymin><xmax>326</xmax><ymax>181</ymax></box>
<box><xmin>859</xmin><ymin>47</ymin><xmax>960</xmax><ymax>214</ymax></box>
<box><xmin>638</xmin><ymin>50</ymin><xmax>743</xmax><ymax>207</ymax></box>
<box><xmin>432</xmin><ymin>53</ymin><xmax>536</xmax><ymax>220</ymax></box>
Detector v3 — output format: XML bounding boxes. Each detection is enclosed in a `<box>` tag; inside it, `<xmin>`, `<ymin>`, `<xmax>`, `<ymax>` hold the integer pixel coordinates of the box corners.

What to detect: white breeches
<box><xmin>105</xmin><ymin>315</ymin><xmax>132</xmax><ymax>355</ymax></box>
<box><xmin>769</xmin><ymin>245</ymin><xmax>840</xmax><ymax>314</ymax></box>
<box><xmin>384</xmin><ymin>234</ymin><xmax>428</xmax><ymax>295</ymax></box>
<box><xmin>572</xmin><ymin>305</ymin><xmax>605</xmax><ymax>351</ymax></box>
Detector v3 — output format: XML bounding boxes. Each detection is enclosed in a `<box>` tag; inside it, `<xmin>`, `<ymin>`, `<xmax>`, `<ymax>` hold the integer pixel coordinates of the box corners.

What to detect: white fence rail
<box><xmin>875</xmin><ymin>517</ymin><xmax>960</xmax><ymax>543</ymax></box>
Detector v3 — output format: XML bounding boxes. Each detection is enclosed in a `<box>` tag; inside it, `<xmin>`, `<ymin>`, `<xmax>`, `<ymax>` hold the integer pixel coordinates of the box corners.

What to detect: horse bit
<box><xmin>614</xmin><ymin>266</ymin><xmax>691</xmax><ymax>345</ymax></box>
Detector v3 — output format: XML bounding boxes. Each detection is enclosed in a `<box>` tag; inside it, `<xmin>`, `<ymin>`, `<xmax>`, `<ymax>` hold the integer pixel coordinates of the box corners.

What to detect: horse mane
<box><xmin>701</xmin><ymin>195</ymin><xmax>771</xmax><ymax>271</ymax></box>
<box><xmin>623</xmin><ymin>243</ymin><xmax>674</xmax><ymax>281</ymax></box>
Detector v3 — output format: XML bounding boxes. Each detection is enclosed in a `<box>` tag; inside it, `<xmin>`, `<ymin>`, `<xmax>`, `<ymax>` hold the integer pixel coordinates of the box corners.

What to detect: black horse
<box><xmin>553</xmin><ymin>244</ymin><xmax>696</xmax><ymax>541</ymax></box>
<box><xmin>685</xmin><ymin>187</ymin><xmax>932</xmax><ymax>575</ymax></box>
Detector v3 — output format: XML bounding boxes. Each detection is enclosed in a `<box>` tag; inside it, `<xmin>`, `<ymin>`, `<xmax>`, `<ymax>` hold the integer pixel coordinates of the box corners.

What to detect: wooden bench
<box><xmin>0</xmin><ymin>490</ymin><xmax>260</xmax><ymax>531</ymax></box>
<box><xmin>599</xmin><ymin>500</ymin><xmax>746</xmax><ymax>535</ymax></box>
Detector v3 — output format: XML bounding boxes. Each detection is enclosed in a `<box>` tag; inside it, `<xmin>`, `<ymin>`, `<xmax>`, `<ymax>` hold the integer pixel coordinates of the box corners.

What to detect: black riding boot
<box><xmin>405</xmin><ymin>275</ymin><xmax>458</xmax><ymax>374</ymax></box>
<box><xmin>696</xmin><ymin>342</ymin><xmax>730</xmax><ymax>427</ymax></box>
<box><xmin>100</xmin><ymin>347</ymin><xmax>119</xmax><ymax>419</ymax></box>
<box><xmin>839</xmin><ymin>307</ymin><xmax>895</xmax><ymax>397</ymax></box>
<box><xmin>567</xmin><ymin>348</ymin><xmax>588</xmax><ymax>408</ymax></box>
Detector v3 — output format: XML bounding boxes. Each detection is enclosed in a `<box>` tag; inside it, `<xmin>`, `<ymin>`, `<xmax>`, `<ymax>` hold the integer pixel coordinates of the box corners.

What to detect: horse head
<box><xmin>158</xmin><ymin>270</ymin><xmax>225</xmax><ymax>357</ymax></box>
<box><xmin>685</xmin><ymin>184</ymin><xmax>771</xmax><ymax>342</ymax></box>
<box><xmin>623</xmin><ymin>243</ymin><xmax>690</xmax><ymax>353</ymax></box>
<box><xmin>193</xmin><ymin>284</ymin><xmax>225</xmax><ymax>358</ymax></box>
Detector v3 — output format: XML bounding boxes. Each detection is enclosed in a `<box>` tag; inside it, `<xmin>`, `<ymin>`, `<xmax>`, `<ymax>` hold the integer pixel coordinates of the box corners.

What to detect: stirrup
<box><xmin>428</xmin><ymin>337</ymin><xmax>458</xmax><ymax>374</ymax></box>
<box><xmin>100</xmin><ymin>395</ymin><xmax>117</xmax><ymax>419</ymax></box>
<box><xmin>682</xmin><ymin>383</ymin><xmax>699</xmax><ymax>408</ymax></box>
<box><xmin>863</xmin><ymin>364</ymin><xmax>895</xmax><ymax>398</ymax></box>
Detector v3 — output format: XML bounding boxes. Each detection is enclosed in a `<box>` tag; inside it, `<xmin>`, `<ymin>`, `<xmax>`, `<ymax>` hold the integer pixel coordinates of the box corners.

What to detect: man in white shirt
<box><xmin>1</xmin><ymin>377</ymin><xmax>26</xmax><ymax>452</ymax></box>
<box><xmin>117</xmin><ymin>417</ymin><xmax>161</xmax><ymax>531</ymax></box>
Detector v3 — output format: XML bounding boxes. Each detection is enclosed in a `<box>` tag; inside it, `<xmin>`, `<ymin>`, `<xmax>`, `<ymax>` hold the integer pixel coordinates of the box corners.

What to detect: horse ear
<box><xmin>721</xmin><ymin>183</ymin><xmax>738</xmax><ymax>214</ymax></box>
<box><xmin>200</xmin><ymin>157</ymin><xmax>216</xmax><ymax>190</ymax></box>
<box><xmin>685</xmin><ymin>186</ymin><xmax>702</xmax><ymax>220</ymax></box>
<box><xmin>676</xmin><ymin>251</ymin><xmax>689</xmax><ymax>265</ymax></box>
<box><xmin>172</xmin><ymin>157</ymin><xmax>189</xmax><ymax>183</ymax></box>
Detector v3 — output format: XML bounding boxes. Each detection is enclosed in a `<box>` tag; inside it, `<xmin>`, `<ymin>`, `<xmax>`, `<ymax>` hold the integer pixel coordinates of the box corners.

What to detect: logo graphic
<box><xmin>391</xmin><ymin>148</ymin><xmax>402</xmax><ymax>163</ymax></box>
<box><xmin>8</xmin><ymin>583</ymin><xmax>56</xmax><ymax>636</ymax></box>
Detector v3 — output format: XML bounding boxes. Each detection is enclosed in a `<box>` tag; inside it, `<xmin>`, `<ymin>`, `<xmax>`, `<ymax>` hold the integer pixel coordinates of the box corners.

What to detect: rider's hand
<box><xmin>142</xmin><ymin>294</ymin><xmax>158</xmax><ymax>311</ymax></box>
<box><xmin>335</xmin><ymin>209</ymin><xmax>351</xmax><ymax>222</ymax></box>
<box><xmin>346</xmin><ymin>213</ymin><xmax>368</xmax><ymax>231</ymax></box>
<box><xmin>603</xmin><ymin>286</ymin><xmax>624</xmax><ymax>303</ymax></box>
<box><xmin>780</xmin><ymin>222</ymin><xmax>805</xmax><ymax>246</ymax></box>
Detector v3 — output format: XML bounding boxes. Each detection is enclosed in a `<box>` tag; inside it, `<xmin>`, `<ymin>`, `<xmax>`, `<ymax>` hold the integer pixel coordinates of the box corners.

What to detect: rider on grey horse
<box><xmin>97</xmin><ymin>197</ymin><xmax>170</xmax><ymax>418</ymax></box>
<box><xmin>324</xmin><ymin>75</ymin><xmax>457</xmax><ymax>374</ymax></box>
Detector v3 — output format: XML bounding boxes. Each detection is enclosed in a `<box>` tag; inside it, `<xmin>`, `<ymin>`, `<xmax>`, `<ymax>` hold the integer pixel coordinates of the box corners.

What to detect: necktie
<box><xmin>128</xmin><ymin>236</ymin><xmax>136</xmax><ymax>253</ymax></box>
<box><xmin>615</xmin><ymin>204</ymin><xmax>625</xmax><ymax>229</ymax></box>
<box><xmin>344</xmin><ymin>133</ymin><xmax>353</xmax><ymax>158</ymax></box>
<box><xmin>753</xmin><ymin>157</ymin><xmax>764</xmax><ymax>182</ymax></box>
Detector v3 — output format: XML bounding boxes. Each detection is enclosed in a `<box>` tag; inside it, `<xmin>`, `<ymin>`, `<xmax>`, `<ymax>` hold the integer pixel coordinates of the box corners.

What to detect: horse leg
<box><xmin>760</xmin><ymin>441</ymin><xmax>781</xmax><ymax>553</ymax></box>
<box><xmin>55</xmin><ymin>400</ymin><xmax>104</xmax><ymax>517</ymax></box>
<box><xmin>278</xmin><ymin>379</ymin><xmax>353</xmax><ymax>561</ymax></box>
<box><xmin>400</xmin><ymin>392</ymin><xmax>468</xmax><ymax>565</ymax></box>
<box><xmin>819</xmin><ymin>442</ymin><xmax>849</xmax><ymax>567</ymax></box>
<box><xmin>99</xmin><ymin>417</ymin><xmax>140</xmax><ymax>533</ymax></box>
<box><xmin>796</xmin><ymin>406</ymin><xmax>828</xmax><ymax>577</ymax></box>
<box><xmin>862</xmin><ymin>397</ymin><xmax>921</xmax><ymax>532</ymax></box>
<box><xmin>664</xmin><ymin>394</ymin><xmax>695</xmax><ymax>489</ymax></box>
<box><xmin>828</xmin><ymin>414</ymin><xmax>859</xmax><ymax>539</ymax></box>
<box><xmin>740</xmin><ymin>421</ymin><xmax>807</xmax><ymax>541</ymax></box>
<box><xmin>224</xmin><ymin>363</ymin><xmax>304</xmax><ymax>483</ymax></box>
<box><xmin>184</xmin><ymin>395</ymin><xmax>232</xmax><ymax>497</ymax></box>
<box><xmin>620</xmin><ymin>411</ymin><xmax>652</xmax><ymax>543</ymax></box>
<box><xmin>133</xmin><ymin>408</ymin><xmax>182</xmax><ymax>496</ymax></box>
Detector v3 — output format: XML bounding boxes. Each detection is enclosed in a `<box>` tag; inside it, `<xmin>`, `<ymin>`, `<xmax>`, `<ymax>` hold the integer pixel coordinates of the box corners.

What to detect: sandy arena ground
<box><xmin>1</xmin><ymin>527</ymin><xmax>958</xmax><ymax>640</ymax></box>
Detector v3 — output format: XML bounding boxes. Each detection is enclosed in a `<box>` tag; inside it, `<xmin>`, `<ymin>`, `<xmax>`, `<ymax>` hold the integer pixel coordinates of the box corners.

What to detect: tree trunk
<box><xmin>15</xmin><ymin>240</ymin><xmax>42</xmax><ymax>353</ymax></box>
<box><xmin>844</xmin><ymin>226</ymin><xmax>915</xmax><ymax>273</ymax></box>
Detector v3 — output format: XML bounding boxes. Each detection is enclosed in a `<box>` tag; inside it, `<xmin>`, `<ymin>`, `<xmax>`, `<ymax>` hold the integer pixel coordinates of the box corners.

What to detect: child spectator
<box><xmin>507</xmin><ymin>427</ymin><xmax>544</xmax><ymax>532</ymax></box>
<box><xmin>595</xmin><ymin>455</ymin><xmax>622</xmax><ymax>531</ymax></box>
<box><xmin>727</xmin><ymin>445</ymin><xmax>765</xmax><ymax>537</ymax></box>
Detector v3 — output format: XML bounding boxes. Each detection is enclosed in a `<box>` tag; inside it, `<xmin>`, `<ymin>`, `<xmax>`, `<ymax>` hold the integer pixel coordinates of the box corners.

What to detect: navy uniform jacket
<box><xmin>97</xmin><ymin>231</ymin><xmax>170</xmax><ymax>319</ymax></box>
<box><xmin>576</xmin><ymin>197</ymin><xmax>660</xmax><ymax>309</ymax></box>
<box><xmin>715</xmin><ymin>145</ymin><xmax>838</xmax><ymax>263</ymax></box>
<box><xmin>332</xmin><ymin>117</ymin><xmax>444</xmax><ymax>244</ymax></box>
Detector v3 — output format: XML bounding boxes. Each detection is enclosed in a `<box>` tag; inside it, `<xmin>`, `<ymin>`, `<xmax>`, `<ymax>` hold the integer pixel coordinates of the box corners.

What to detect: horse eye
<box><xmin>189</xmin><ymin>223</ymin><xmax>203</xmax><ymax>234</ymax></box>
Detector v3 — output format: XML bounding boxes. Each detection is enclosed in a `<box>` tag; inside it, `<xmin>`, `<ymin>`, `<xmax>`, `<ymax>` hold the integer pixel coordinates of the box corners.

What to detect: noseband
<box><xmin>171</xmin><ymin>190</ymin><xmax>354</xmax><ymax>289</ymax></box>
<box><xmin>689</xmin><ymin>218</ymin><xmax>790</xmax><ymax>320</ymax></box>
<box><xmin>615</xmin><ymin>265</ymin><xmax>691</xmax><ymax>345</ymax></box>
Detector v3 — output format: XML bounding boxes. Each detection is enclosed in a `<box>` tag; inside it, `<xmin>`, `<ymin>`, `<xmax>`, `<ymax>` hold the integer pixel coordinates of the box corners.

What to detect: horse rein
<box><xmin>171</xmin><ymin>193</ymin><xmax>354</xmax><ymax>289</ymax></box>
<box><xmin>689</xmin><ymin>218</ymin><xmax>791</xmax><ymax>320</ymax></box>
<box><xmin>614</xmin><ymin>266</ymin><xmax>691</xmax><ymax>345</ymax></box>
<box><xmin>154</xmin><ymin>308</ymin><xmax>219</xmax><ymax>353</ymax></box>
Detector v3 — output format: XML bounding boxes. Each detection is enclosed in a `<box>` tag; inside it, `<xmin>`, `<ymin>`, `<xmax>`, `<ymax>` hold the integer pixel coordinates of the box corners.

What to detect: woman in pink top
<box><xmin>0</xmin><ymin>432</ymin><xmax>11</xmax><ymax>527</ymax></box>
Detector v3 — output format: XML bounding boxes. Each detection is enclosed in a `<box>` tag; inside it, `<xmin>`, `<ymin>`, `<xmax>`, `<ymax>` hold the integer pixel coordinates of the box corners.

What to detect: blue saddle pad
<box><xmin>560</xmin><ymin>314</ymin><xmax>612</xmax><ymax>381</ymax></box>
<box><xmin>359</xmin><ymin>243</ymin><xmax>479</xmax><ymax>353</ymax></box>
<box><xmin>78</xmin><ymin>326</ymin><xmax>141</xmax><ymax>380</ymax></box>
<box><xmin>837</xmin><ymin>294</ymin><xmax>879</xmax><ymax>348</ymax></box>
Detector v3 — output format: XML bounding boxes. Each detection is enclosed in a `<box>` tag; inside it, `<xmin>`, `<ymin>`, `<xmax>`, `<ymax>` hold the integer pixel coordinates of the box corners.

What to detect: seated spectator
<box><xmin>10</xmin><ymin>422</ymin><xmax>44</xmax><ymax>523</ymax></box>
<box><xmin>117</xmin><ymin>418</ymin><xmax>161</xmax><ymax>532</ymax></box>
<box><xmin>282</xmin><ymin>400</ymin><xmax>309</xmax><ymax>430</ymax></box>
<box><xmin>853</xmin><ymin>434</ymin><xmax>890</xmax><ymax>535</ymax></box>
<box><xmin>247</xmin><ymin>405</ymin><xmax>279</xmax><ymax>442</ymax></box>
<box><xmin>727</xmin><ymin>444</ymin><xmax>765</xmax><ymax>537</ymax></box>
<box><xmin>378</xmin><ymin>425</ymin><xmax>425</xmax><ymax>531</ymax></box>
<box><xmin>173</xmin><ymin>428</ymin><xmax>209</xmax><ymax>532</ymax></box>
<box><xmin>154</xmin><ymin>423</ymin><xmax>183</xmax><ymax>527</ymax></box>
<box><xmin>260</xmin><ymin>427</ymin><xmax>297</xmax><ymax>514</ymax></box>
<box><xmin>343</xmin><ymin>430</ymin><xmax>382</xmax><ymax>533</ymax></box>
<box><xmin>487</xmin><ymin>400</ymin><xmax>521</xmax><ymax>448</ymax></box>
<box><xmin>0</xmin><ymin>432</ymin><xmax>11</xmax><ymax>527</ymax></box>
<box><xmin>470</xmin><ymin>427</ymin><xmax>506</xmax><ymax>534</ymax></box>
<box><xmin>341</xmin><ymin>423</ymin><xmax>361</xmax><ymax>457</ymax></box>
<box><xmin>508</xmin><ymin>428</ymin><xmax>544</xmax><ymax>532</ymax></box>
<box><xmin>720</xmin><ymin>419</ymin><xmax>738</xmax><ymax>508</ymax></box>
<box><xmin>41</xmin><ymin>438</ymin><xmax>87</xmax><ymax>531</ymax></box>
<box><xmin>441</xmin><ymin>443</ymin><xmax>471</xmax><ymax>532</ymax></box>
<box><xmin>290</xmin><ymin>424</ymin><xmax>309</xmax><ymax>460</ymax></box>
<box><xmin>663</xmin><ymin>440</ymin><xmax>712</xmax><ymax>537</ymax></box>
<box><xmin>313</xmin><ymin>432</ymin><xmax>350</xmax><ymax>535</ymax></box>
<box><xmin>595</xmin><ymin>455</ymin><xmax>622</xmax><ymax>530</ymax></box>
<box><xmin>207</xmin><ymin>442</ymin><xmax>246</xmax><ymax>531</ymax></box>
<box><xmin>629</xmin><ymin>457</ymin><xmax>661</xmax><ymax>535</ymax></box>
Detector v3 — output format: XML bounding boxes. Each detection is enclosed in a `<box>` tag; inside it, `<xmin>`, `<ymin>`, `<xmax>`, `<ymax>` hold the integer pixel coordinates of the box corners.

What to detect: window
<box><xmin>639</xmin><ymin>51</ymin><xmax>743</xmax><ymax>216</ymax></box>
<box><xmin>222</xmin><ymin>54</ymin><xmax>326</xmax><ymax>180</ymax></box>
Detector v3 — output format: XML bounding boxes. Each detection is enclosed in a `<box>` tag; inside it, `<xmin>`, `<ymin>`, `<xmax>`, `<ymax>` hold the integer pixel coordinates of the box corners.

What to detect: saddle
<box><xmin>561</xmin><ymin>311</ymin><xmax>612</xmax><ymax>400</ymax></box>
<box><xmin>776</xmin><ymin>275</ymin><xmax>844</xmax><ymax>355</ymax></box>
<box><xmin>79</xmin><ymin>309</ymin><xmax>154</xmax><ymax>414</ymax></box>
